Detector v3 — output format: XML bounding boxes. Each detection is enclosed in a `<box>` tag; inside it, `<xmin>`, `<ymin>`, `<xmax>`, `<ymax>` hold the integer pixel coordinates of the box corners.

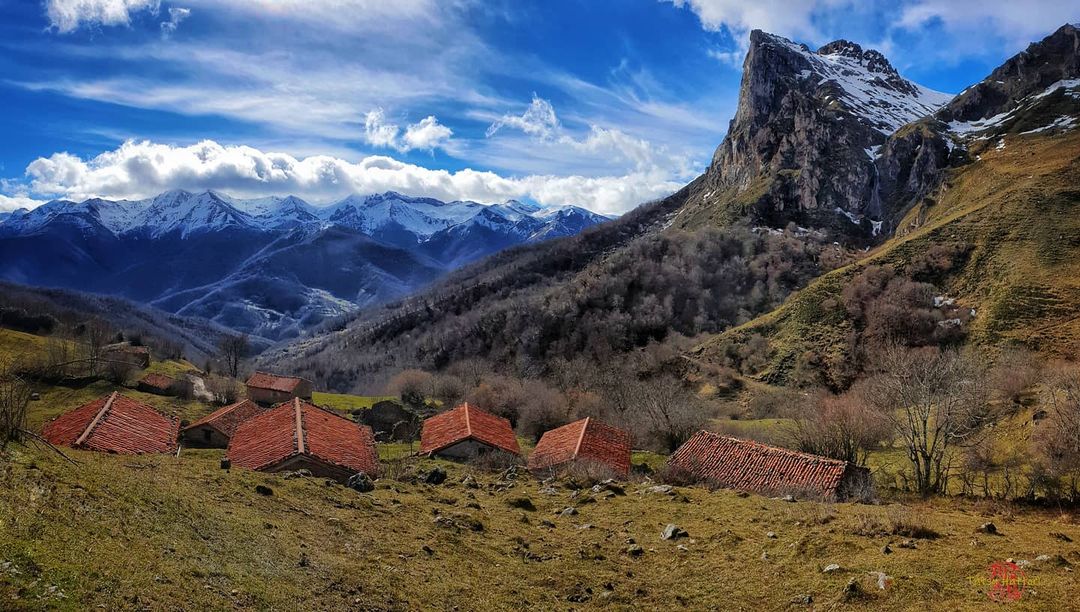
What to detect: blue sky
<box><xmin>1</xmin><ymin>0</ymin><xmax>1078</xmax><ymax>214</ymax></box>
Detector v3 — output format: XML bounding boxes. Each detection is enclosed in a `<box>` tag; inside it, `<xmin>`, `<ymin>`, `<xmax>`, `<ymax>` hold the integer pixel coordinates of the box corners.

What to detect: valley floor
<box><xmin>2</xmin><ymin>439</ymin><xmax>1078</xmax><ymax>610</ymax></box>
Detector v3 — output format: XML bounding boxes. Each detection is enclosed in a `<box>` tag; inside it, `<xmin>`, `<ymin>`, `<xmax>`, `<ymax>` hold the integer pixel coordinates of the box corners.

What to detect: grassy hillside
<box><xmin>3</xmin><ymin>439</ymin><xmax>1079</xmax><ymax>610</ymax></box>
<box><xmin>691</xmin><ymin>129</ymin><xmax>1080</xmax><ymax>385</ymax></box>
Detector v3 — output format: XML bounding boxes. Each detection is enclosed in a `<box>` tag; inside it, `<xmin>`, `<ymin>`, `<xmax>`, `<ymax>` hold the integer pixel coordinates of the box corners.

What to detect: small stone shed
<box><xmin>227</xmin><ymin>398</ymin><xmax>379</xmax><ymax>482</ymax></box>
<box><xmin>668</xmin><ymin>431</ymin><xmax>872</xmax><ymax>501</ymax></box>
<box><xmin>420</xmin><ymin>403</ymin><xmax>521</xmax><ymax>460</ymax></box>
<box><xmin>244</xmin><ymin>371</ymin><xmax>314</xmax><ymax>405</ymax></box>
<box><xmin>42</xmin><ymin>391</ymin><xmax>179</xmax><ymax>454</ymax></box>
<box><xmin>528</xmin><ymin>417</ymin><xmax>631</xmax><ymax>477</ymax></box>
<box><xmin>182</xmin><ymin>399</ymin><xmax>267</xmax><ymax>448</ymax></box>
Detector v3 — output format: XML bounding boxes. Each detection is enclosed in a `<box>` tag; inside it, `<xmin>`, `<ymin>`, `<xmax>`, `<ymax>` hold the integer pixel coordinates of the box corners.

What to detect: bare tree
<box><xmin>859</xmin><ymin>345</ymin><xmax>993</xmax><ymax>495</ymax></box>
<box><xmin>219</xmin><ymin>334</ymin><xmax>249</xmax><ymax>379</ymax></box>
<box><xmin>1033</xmin><ymin>364</ymin><xmax>1080</xmax><ymax>500</ymax></box>
<box><xmin>82</xmin><ymin>319</ymin><xmax>112</xmax><ymax>377</ymax></box>
<box><xmin>0</xmin><ymin>362</ymin><xmax>32</xmax><ymax>451</ymax></box>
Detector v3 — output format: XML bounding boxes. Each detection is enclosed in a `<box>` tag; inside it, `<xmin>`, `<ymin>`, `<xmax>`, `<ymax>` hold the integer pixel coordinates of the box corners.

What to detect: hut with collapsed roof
<box><xmin>420</xmin><ymin>403</ymin><xmax>521</xmax><ymax>460</ymax></box>
<box><xmin>42</xmin><ymin>391</ymin><xmax>179</xmax><ymax>454</ymax></box>
<box><xmin>667</xmin><ymin>431</ymin><xmax>872</xmax><ymax>501</ymax></box>
<box><xmin>227</xmin><ymin>398</ymin><xmax>379</xmax><ymax>481</ymax></box>
<box><xmin>182</xmin><ymin>399</ymin><xmax>267</xmax><ymax>448</ymax></box>
<box><xmin>528</xmin><ymin>417</ymin><xmax>631</xmax><ymax>477</ymax></box>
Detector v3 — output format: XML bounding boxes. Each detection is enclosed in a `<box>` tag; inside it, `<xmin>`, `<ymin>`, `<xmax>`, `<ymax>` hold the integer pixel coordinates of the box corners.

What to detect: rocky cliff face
<box><xmin>674</xmin><ymin>31</ymin><xmax>950</xmax><ymax>239</ymax></box>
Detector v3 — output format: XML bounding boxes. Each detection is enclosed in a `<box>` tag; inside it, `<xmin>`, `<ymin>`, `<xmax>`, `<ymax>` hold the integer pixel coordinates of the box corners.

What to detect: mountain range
<box><xmin>257</xmin><ymin>23</ymin><xmax>1080</xmax><ymax>393</ymax></box>
<box><xmin>0</xmin><ymin>190</ymin><xmax>609</xmax><ymax>341</ymax></box>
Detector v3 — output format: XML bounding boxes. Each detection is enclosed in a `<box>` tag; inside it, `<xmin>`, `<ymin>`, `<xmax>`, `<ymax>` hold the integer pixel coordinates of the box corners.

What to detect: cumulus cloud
<box><xmin>46</xmin><ymin>0</ymin><xmax>161</xmax><ymax>33</ymax></box>
<box><xmin>0</xmin><ymin>194</ymin><xmax>46</xmax><ymax>213</ymax></box>
<box><xmin>486</xmin><ymin>95</ymin><xmax>561</xmax><ymax>140</ymax></box>
<box><xmin>363</xmin><ymin>110</ymin><xmax>453</xmax><ymax>153</ymax></box>
<box><xmin>663</xmin><ymin>0</ymin><xmax>853</xmax><ymax>41</ymax></box>
<box><xmin>19</xmin><ymin>140</ymin><xmax>681</xmax><ymax>215</ymax></box>
<box><xmin>896</xmin><ymin>1</ymin><xmax>1080</xmax><ymax>44</ymax></box>
<box><xmin>160</xmin><ymin>6</ymin><xmax>190</xmax><ymax>38</ymax></box>
<box><xmin>485</xmin><ymin>95</ymin><xmax>690</xmax><ymax>175</ymax></box>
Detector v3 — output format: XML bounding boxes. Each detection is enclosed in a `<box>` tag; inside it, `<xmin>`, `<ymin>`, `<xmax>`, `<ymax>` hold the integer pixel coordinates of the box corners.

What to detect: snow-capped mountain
<box><xmin>0</xmin><ymin>189</ymin><xmax>610</xmax><ymax>340</ymax></box>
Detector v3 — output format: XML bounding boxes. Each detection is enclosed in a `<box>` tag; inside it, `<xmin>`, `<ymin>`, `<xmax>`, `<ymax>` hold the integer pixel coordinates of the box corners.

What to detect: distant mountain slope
<box><xmin>0</xmin><ymin>280</ymin><xmax>241</xmax><ymax>362</ymax></box>
<box><xmin>0</xmin><ymin>190</ymin><xmax>609</xmax><ymax>340</ymax></box>
<box><xmin>261</xmin><ymin>24</ymin><xmax>1080</xmax><ymax>395</ymax></box>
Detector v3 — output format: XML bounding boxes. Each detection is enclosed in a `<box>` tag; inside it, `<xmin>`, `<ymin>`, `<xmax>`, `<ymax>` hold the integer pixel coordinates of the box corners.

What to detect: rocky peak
<box><xmin>942</xmin><ymin>23</ymin><xmax>1080</xmax><ymax>123</ymax></box>
<box><xmin>678</xmin><ymin>30</ymin><xmax>948</xmax><ymax>240</ymax></box>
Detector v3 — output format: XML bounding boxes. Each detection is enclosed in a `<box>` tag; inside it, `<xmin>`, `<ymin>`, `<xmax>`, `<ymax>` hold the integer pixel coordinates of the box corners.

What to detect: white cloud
<box><xmin>663</xmin><ymin>0</ymin><xmax>853</xmax><ymax>41</ymax></box>
<box><xmin>363</xmin><ymin>110</ymin><xmax>453</xmax><ymax>153</ymax></box>
<box><xmin>486</xmin><ymin>95</ymin><xmax>561</xmax><ymax>139</ymax></box>
<box><xmin>46</xmin><ymin>0</ymin><xmax>161</xmax><ymax>33</ymax></box>
<box><xmin>160</xmin><ymin>7</ymin><xmax>191</xmax><ymax>39</ymax></box>
<box><xmin>896</xmin><ymin>1</ymin><xmax>1080</xmax><ymax>45</ymax></box>
<box><xmin>484</xmin><ymin>95</ymin><xmax>691</xmax><ymax>176</ymax></box>
<box><xmin>19</xmin><ymin>139</ymin><xmax>680</xmax><ymax>215</ymax></box>
<box><xmin>0</xmin><ymin>194</ymin><xmax>46</xmax><ymax>213</ymax></box>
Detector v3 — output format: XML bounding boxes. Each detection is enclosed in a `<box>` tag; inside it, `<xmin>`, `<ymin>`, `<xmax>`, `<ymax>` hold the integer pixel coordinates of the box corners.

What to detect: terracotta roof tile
<box><xmin>529</xmin><ymin>418</ymin><xmax>631</xmax><ymax>476</ymax></box>
<box><xmin>420</xmin><ymin>403</ymin><xmax>521</xmax><ymax>456</ymax></box>
<box><xmin>228</xmin><ymin>398</ymin><xmax>378</xmax><ymax>475</ymax></box>
<box><xmin>668</xmin><ymin>431</ymin><xmax>865</xmax><ymax>500</ymax></box>
<box><xmin>245</xmin><ymin>371</ymin><xmax>309</xmax><ymax>393</ymax></box>
<box><xmin>42</xmin><ymin>392</ymin><xmax>179</xmax><ymax>454</ymax></box>
<box><xmin>183</xmin><ymin>399</ymin><xmax>267</xmax><ymax>439</ymax></box>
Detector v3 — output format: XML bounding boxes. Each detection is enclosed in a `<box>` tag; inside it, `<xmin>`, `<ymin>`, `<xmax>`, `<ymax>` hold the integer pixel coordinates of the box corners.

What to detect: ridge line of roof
<box><xmin>694</xmin><ymin>430</ymin><xmax>851</xmax><ymax>466</ymax></box>
<box><xmin>294</xmin><ymin>398</ymin><xmax>306</xmax><ymax>455</ymax></box>
<box><xmin>573</xmin><ymin>417</ymin><xmax>589</xmax><ymax>457</ymax></box>
<box><xmin>463</xmin><ymin>403</ymin><xmax>472</xmax><ymax>438</ymax></box>
<box><xmin>75</xmin><ymin>391</ymin><xmax>117</xmax><ymax>447</ymax></box>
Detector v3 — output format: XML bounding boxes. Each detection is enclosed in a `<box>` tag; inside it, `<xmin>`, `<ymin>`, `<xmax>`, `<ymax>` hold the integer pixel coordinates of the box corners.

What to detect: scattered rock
<box><xmin>298</xmin><ymin>553</ymin><xmax>309</xmax><ymax>567</ymax></box>
<box><xmin>735</xmin><ymin>491</ymin><xmax>750</xmax><ymax>498</ymax></box>
<box><xmin>219</xmin><ymin>458</ymin><xmax>231</xmax><ymax>470</ymax></box>
<box><xmin>423</xmin><ymin>467</ymin><xmax>447</xmax><ymax>485</ymax></box>
<box><xmin>421</xmin><ymin>545</ymin><xmax>434</xmax><ymax>556</ymax></box>
<box><xmin>538</xmin><ymin>486</ymin><xmax>559</xmax><ymax>495</ymax></box>
<box><xmin>282</xmin><ymin>469</ymin><xmax>312</xmax><ymax>480</ymax></box>
<box><xmin>898</xmin><ymin>539</ymin><xmax>917</xmax><ymax>549</ymax></box>
<box><xmin>823</xmin><ymin>563</ymin><xmax>841</xmax><ymax>573</ymax></box>
<box><xmin>576</xmin><ymin>523</ymin><xmax>594</xmax><ymax>530</ymax></box>
<box><xmin>869</xmin><ymin>571</ymin><xmax>892</xmax><ymax>590</ymax></box>
<box><xmin>591</xmin><ymin>479</ymin><xmax>626</xmax><ymax>496</ymax></box>
<box><xmin>460</xmin><ymin>475</ymin><xmax>479</xmax><ymax>489</ymax></box>
<box><xmin>1035</xmin><ymin>554</ymin><xmax>1070</xmax><ymax>567</ymax></box>
<box><xmin>625</xmin><ymin>544</ymin><xmax>644</xmax><ymax>557</ymax></box>
<box><xmin>766</xmin><ymin>531</ymin><xmax>777</xmax><ymax>539</ymax></box>
<box><xmin>676</xmin><ymin>544</ymin><xmax>689</xmax><ymax>553</ymax></box>
<box><xmin>976</xmin><ymin>522</ymin><xmax>998</xmax><ymax>535</ymax></box>
<box><xmin>540</xmin><ymin>519</ymin><xmax>556</xmax><ymax>529</ymax></box>
<box><xmin>432</xmin><ymin>513</ymin><xmax>484</xmax><ymax>532</ymax></box>
<box><xmin>661</xmin><ymin>524</ymin><xmax>689</xmax><ymax>541</ymax></box>
<box><xmin>346</xmin><ymin>472</ymin><xmax>375</xmax><ymax>493</ymax></box>
<box><xmin>760</xmin><ymin>551</ymin><xmax>769</xmax><ymax>561</ymax></box>
<box><xmin>642</xmin><ymin>485</ymin><xmax>674</xmax><ymax>496</ymax></box>
<box><xmin>838</xmin><ymin>578</ymin><xmax>863</xmax><ymax>603</ymax></box>
<box><xmin>559</xmin><ymin>507</ymin><xmax>579</xmax><ymax>517</ymax></box>
<box><xmin>507</xmin><ymin>497</ymin><xmax>536</xmax><ymax>511</ymax></box>
<box><xmin>1051</xmin><ymin>532</ymin><xmax>1073</xmax><ymax>543</ymax></box>
<box><xmin>881</xmin><ymin>544</ymin><xmax>892</xmax><ymax>555</ymax></box>
<box><xmin>255</xmin><ymin>485</ymin><xmax>273</xmax><ymax>496</ymax></box>
<box><xmin>790</xmin><ymin>594</ymin><xmax>813</xmax><ymax>605</ymax></box>
<box><xmin>779</xmin><ymin>494</ymin><xmax>796</xmax><ymax>503</ymax></box>
<box><xmin>29</xmin><ymin>393</ymin><xmax>40</xmax><ymax>401</ymax></box>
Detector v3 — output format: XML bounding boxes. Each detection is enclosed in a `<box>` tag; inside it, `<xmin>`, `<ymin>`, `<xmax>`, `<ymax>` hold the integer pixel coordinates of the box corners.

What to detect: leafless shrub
<box><xmin>104</xmin><ymin>358</ymin><xmax>138</xmax><ymax>385</ymax></box>
<box><xmin>990</xmin><ymin>347</ymin><xmax>1042</xmax><ymax>407</ymax></box>
<box><xmin>385</xmin><ymin>369</ymin><xmax>435</xmax><ymax>408</ymax></box>
<box><xmin>466</xmin><ymin>449</ymin><xmax>522</xmax><ymax>472</ymax></box>
<box><xmin>1033</xmin><ymin>363</ymin><xmax>1080</xmax><ymax>501</ymax></box>
<box><xmin>558</xmin><ymin>459</ymin><xmax>621</xmax><ymax>486</ymax></box>
<box><xmin>852</xmin><ymin>506</ymin><xmax>939</xmax><ymax>539</ymax></box>
<box><xmin>0</xmin><ymin>362</ymin><xmax>32</xmax><ymax>451</ymax></box>
<box><xmin>206</xmin><ymin>374</ymin><xmax>243</xmax><ymax>405</ymax></box>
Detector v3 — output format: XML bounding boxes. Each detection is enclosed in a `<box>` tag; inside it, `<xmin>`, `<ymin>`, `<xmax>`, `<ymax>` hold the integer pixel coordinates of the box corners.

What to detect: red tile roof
<box><xmin>183</xmin><ymin>399</ymin><xmax>267</xmax><ymax>439</ymax></box>
<box><xmin>668</xmin><ymin>431</ymin><xmax>865</xmax><ymax>500</ymax></box>
<box><xmin>228</xmin><ymin>398</ymin><xmax>378</xmax><ymax>475</ymax></box>
<box><xmin>245</xmin><ymin>371</ymin><xmax>308</xmax><ymax>393</ymax></box>
<box><xmin>42</xmin><ymin>392</ymin><xmax>179</xmax><ymax>454</ymax></box>
<box><xmin>528</xmin><ymin>417</ymin><xmax>631</xmax><ymax>476</ymax></box>
<box><xmin>139</xmin><ymin>373</ymin><xmax>176</xmax><ymax>392</ymax></box>
<box><xmin>420</xmin><ymin>403</ymin><xmax>521</xmax><ymax>456</ymax></box>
